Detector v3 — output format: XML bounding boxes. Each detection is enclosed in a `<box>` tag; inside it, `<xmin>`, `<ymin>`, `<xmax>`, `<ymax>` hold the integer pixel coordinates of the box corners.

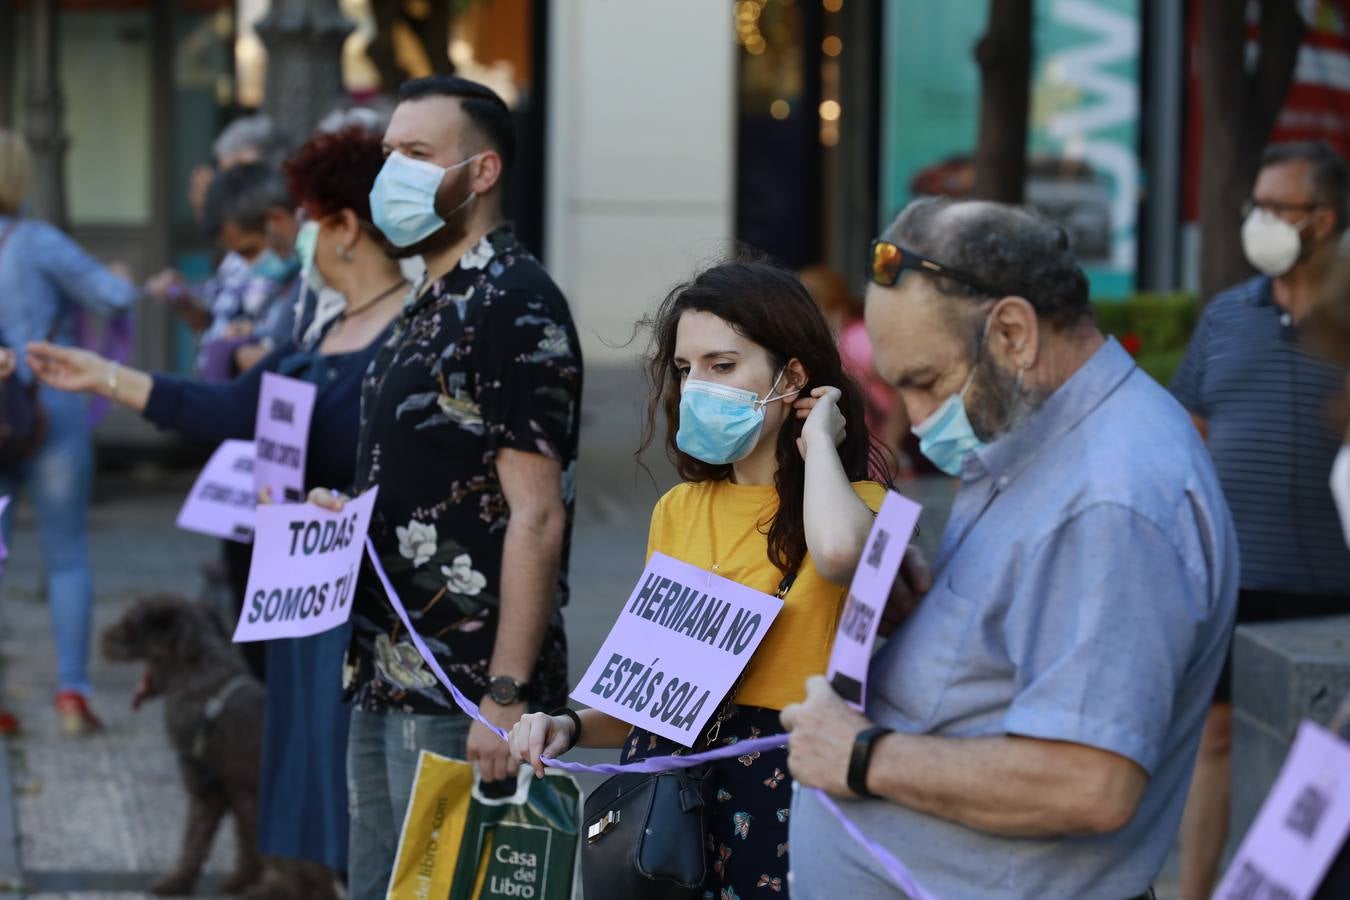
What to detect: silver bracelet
<box><xmin>105</xmin><ymin>361</ymin><xmax>119</xmax><ymax>400</ymax></box>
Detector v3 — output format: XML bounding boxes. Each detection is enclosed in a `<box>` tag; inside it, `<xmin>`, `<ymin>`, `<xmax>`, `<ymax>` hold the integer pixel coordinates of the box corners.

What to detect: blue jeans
<box><xmin>0</xmin><ymin>387</ymin><xmax>94</xmax><ymax>695</ymax></box>
<box><xmin>346</xmin><ymin>707</ymin><xmax>471</xmax><ymax>900</ymax></box>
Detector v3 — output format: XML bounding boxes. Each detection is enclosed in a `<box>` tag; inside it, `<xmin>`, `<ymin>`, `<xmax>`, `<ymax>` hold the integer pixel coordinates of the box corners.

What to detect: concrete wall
<box><xmin>1231</xmin><ymin>616</ymin><xmax>1350</xmax><ymax>842</ymax></box>
<box><xmin>545</xmin><ymin>0</ymin><xmax>736</xmax><ymax>364</ymax></box>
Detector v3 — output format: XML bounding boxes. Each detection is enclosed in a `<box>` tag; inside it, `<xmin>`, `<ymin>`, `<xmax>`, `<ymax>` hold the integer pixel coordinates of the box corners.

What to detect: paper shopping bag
<box><xmin>387</xmin><ymin>752</ymin><xmax>581</xmax><ymax>900</ymax></box>
<box><xmin>387</xmin><ymin>751</ymin><xmax>475</xmax><ymax>900</ymax></box>
<box><xmin>448</xmin><ymin>766</ymin><xmax>581</xmax><ymax>900</ymax></box>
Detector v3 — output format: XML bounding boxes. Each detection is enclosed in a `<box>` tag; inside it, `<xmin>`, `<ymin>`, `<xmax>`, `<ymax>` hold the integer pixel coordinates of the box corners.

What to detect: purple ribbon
<box><xmin>363</xmin><ymin>536</ymin><xmax>938</xmax><ymax>897</ymax></box>
<box><xmin>811</xmin><ymin>788</ymin><xmax>939</xmax><ymax>900</ymax></box>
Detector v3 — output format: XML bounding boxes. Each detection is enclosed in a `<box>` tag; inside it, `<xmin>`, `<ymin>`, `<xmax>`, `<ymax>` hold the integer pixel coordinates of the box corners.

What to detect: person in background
<box><xmin>305</xmin><ymin>76</ymin><xmax>582</xmax><ymax>900</ymax></box>
<box><xmin>1171</xmin><ymin>140</ymin><xmax>1350</xmax><ymax>900</ymax></box>
<box><xmin>28</xmin><ymin>124</ymin><xmax>405</xmax><ymax>880</ymax></box>
<box><xmin>147</xmin><ymin>163</ymin><xmax>304</xmax><ymax>681</ymax></box>
<box><xmin>149</xmin><ymin>164</ymin><xmax>302</xmax><ymax>378</ymax></box>
<box><xmin>188</xmin><ymin>113</ymin><xmax>292</xmax><ymax>224</ymax></box>
<box><xmin>512</xmin><ymin>259</ymin><xmax>895</xmax><ymax>897</ymax></box>
<box><xmin>799</xmin><ymin>265</ymin><xmax>912</xmax><ymax>479</ymax></box>
<box><xmin>0</xmin><ymin>129</ymin><xmax>140</xmax><ymax>736</ymax></box>
<box><xmin>783</xmin><ymin>198</ymin><xmax>1236</xmax><ymax>900</ymax></box>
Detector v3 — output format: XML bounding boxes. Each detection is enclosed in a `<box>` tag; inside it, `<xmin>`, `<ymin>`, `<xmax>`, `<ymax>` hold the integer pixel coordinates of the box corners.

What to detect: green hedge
<box><xmin>1093</xmin><ymin>292</ymin><xmax>1199</xmax><ymax>388</ymax></box>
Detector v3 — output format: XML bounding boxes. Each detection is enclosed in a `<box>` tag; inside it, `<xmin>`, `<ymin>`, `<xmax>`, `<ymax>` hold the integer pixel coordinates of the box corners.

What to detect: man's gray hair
<box><xmin>213</xmin><ymin>114</ymin><xmax>290</xmax><ymax>168</ymax></box>
<box><xmin>1261</xmin><ymin>140</ymin><xmax>1350</xmax><ymax>231</ymax></box>
<box><xmin>317</xmin><ymin>104</ymin><xmax>391</xmax><ymax>136</ymax></box>
<box><xmin>202</xmin><ymin>162</ymin><xmax>289</xmax><ymax>237</ymax></box>
<box><xmin>882</xmin><ymin>197</ymin><xmax>1092</xmax><ymax>330</ymax></box>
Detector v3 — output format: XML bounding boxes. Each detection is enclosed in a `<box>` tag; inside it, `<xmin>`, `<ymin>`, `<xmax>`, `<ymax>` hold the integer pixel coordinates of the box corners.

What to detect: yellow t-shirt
<box><xmin>645</xmin><ymin>479</ymin><xmax>888</xmax><ymax>711</ymax></box>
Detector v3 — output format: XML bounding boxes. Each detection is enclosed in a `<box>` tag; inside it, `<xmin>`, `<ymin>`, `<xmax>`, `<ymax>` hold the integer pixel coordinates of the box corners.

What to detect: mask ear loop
<box><xmin>754</xmin><ymin>368</ymin><xmax>802</xmax><ymax>410</ymax></box>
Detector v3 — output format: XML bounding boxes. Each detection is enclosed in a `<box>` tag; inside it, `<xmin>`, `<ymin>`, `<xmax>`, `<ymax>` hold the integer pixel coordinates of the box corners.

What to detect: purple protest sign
<box><xmin>825</xmin><ymin>491</ymin><xmax>921</xmax><ymax>710</ymax></box>
<box><xmin>571</xmin><ymin>552</ymin><xmax>783</xmax><ymax>747</ymax></box>
<box><xmin>0</xmin><ymin>496</ymin><xmax>10</xmax><ymax>574</ymax></box>
<box><xmin>175</xmin><ymin>440</ymin><xmax>257</xmax><ymax>543</ymax></box>
<box><xmin>1213</xmin><ymin>721</ymin><xmax>1350</xmax><ymax>900</ymax></box>
<box><xmin>232</xmin><ymin>488</ymin><xmax>378</xmax><ymax>642</ymax></box>
<box><xmin>254</xmin><ymin>372</ymin><xmax>316</xmax><ymax>504</ymax></box>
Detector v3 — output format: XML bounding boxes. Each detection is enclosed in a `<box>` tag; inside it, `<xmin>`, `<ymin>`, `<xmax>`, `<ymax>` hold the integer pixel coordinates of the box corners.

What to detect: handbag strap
<box><xmin>698</xmin><ymin>567</ymin><xmax>799</xmax><ymax>749</ymax></box>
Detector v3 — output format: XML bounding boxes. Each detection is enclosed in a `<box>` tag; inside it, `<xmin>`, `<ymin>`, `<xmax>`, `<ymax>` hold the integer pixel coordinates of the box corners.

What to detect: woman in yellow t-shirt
<box><xmin>510</xmin><ymin>259</ymin><xmax>887</xmax><ymax>897</ymax></box>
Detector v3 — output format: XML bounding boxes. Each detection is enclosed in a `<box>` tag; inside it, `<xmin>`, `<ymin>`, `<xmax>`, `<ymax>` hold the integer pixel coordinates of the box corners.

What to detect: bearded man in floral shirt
<box><xmin>310</xmin><ymin>76</ymin><xmax>582</xmax><ymax>900</ymax></box>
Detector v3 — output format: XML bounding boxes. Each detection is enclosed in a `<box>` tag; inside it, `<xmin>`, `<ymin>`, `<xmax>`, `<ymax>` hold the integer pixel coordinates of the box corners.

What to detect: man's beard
<box><xmin>965</xmin><ymin>351</ymin><xmax>1050</xmax><ymax>443</ymax></box>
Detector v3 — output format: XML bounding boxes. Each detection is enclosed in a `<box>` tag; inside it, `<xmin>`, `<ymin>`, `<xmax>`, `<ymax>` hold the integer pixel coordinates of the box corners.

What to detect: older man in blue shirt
<box><xmin>782</xmin><ymin>198</ymin><xmax>1238</xmax><ymax>900</ymax></box>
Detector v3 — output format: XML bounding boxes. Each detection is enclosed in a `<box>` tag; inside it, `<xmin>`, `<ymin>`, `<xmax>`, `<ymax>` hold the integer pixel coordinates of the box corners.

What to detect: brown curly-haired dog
<box><xmin>101</xmin><ymin>595</ymin><xmax>337</xmax><ymax>898</ymax></box>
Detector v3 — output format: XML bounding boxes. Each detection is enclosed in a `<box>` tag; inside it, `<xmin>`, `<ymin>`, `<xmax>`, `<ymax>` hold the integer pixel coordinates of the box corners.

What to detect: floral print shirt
<box><xmin>346</xmin><ymin>226</ymin><xmax>581</xmax><ymax>715</ymax></box>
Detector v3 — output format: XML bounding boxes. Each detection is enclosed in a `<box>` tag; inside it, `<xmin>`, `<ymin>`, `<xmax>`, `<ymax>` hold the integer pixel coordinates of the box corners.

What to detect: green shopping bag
<box><xmin>387</xmin><ymin>751</ymin><xmax>580</xmax><ymax>900</ymax></box>
<box><xmin>448</xmin><ymin>766</ymin><xmax>581</xmax><ymax>900</ymax></box>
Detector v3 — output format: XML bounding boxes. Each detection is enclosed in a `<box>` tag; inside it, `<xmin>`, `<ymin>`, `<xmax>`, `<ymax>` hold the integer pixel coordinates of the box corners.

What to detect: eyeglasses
<box><xmin>1242</xmin><ymin>198</ymin><xmax>1325</xmax><ymax>218</ymax></box>
<box><xmin>867</xmin><ymin>239</ymin><xmax>1003</xmax><ymax>297</ymax></box>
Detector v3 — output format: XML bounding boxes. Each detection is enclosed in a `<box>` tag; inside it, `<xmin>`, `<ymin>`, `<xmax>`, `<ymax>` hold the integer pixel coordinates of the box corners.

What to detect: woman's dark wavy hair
<box><xmin>638</xmin><ymin>257</ymin><xmax>889</xmax><ymax>577</ymax></box>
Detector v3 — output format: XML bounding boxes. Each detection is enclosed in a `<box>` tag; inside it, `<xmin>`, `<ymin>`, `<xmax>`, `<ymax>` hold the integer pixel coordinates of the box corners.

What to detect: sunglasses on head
<box><xmin>867</xmin><ymin>239</ymin><xmax>1003</xmax><ymax>298</ymax></box>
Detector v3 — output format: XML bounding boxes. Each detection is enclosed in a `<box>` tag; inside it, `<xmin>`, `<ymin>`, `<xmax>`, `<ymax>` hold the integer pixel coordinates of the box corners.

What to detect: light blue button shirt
<box><xmin>791</xmin><ymin>339</ymin><xmax>1238</xmax><ymax>900</ymax></box>
<box><xmin>0</xmin><ymin>215</ymin><xmax>137</xmax><ymax>383</ymax></box>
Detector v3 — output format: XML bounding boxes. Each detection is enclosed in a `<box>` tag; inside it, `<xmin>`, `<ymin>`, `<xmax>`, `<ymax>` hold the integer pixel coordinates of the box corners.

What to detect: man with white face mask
<box><xmin>782</xmin><ymin>198</ymin><xmax>1236</xmax><ymax>900</ymax></box>
<box><xmin>1171</xmin><ymin>140</ymin><xmax>1350</xmax><ymax>900</ymax></box>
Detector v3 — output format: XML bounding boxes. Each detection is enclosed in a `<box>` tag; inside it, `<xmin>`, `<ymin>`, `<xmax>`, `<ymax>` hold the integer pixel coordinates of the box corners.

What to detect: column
<box><xmin>24</xmin><ymin>0</ymin><xmax>68</xmax><ymax>227</ymax></box>
<box><xmin>254</xmin><ymin>0</ymin><xmax>353</xmax><ymax>140</ymax></box>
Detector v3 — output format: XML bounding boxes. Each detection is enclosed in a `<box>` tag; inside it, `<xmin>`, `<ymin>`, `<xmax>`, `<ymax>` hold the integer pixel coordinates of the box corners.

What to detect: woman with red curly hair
<box><xmin>26</xmin><ymin>124</ymin><xmax>407</xmax><ymax>893</ymax></box>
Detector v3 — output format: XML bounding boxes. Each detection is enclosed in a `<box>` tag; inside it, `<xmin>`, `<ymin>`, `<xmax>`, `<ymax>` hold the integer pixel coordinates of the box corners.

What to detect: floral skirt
<box><xmin>624</xmin><ymin>705</ymin><xmax>792</xmax><ymax>899</ymax></box>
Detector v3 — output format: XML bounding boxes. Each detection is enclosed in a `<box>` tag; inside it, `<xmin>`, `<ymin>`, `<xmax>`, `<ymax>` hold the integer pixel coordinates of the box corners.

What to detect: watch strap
<box><xmin>847</xmin><ymin>725</ymin><xmax>893</xmax><ymax>799</ymax></box>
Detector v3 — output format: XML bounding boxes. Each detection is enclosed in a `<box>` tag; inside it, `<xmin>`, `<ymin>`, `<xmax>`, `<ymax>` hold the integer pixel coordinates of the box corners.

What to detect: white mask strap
<box><xmin>755</xmin><ymin>368</ymin><xmax>800</xmax><ymax>409</ymax></box>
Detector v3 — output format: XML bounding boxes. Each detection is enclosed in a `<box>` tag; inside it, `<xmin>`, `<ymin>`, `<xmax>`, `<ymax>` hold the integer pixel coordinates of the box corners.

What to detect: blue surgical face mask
<box><xmin>912</xmin><ymin>311</ymin><xmax>1003</xmax><ymax>477</ymax></box>
<box><xmin>676</xmin><ymin>370</ymin><xmax>797</xmax><ymax>465</ymax></box>
<box><xmin>251</xmin><ymin>247</ymin><xmax>299</xmax><ymax>283</ymax></box>
<box><xmin>369</xmin><ymin>151</ymin><xmax>481</xmax><ymax>248</ymax></box>
<box><xmin>911</xmin><ymin>367</ymin><xmax>984</xmax><ymax>477</ymax></box>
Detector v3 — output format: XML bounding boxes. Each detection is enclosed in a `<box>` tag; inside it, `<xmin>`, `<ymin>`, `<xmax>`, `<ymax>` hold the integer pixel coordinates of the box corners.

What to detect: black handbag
<box><xmin>581</xmin><ymin>763</ymin><xmax>710</xmax><ymax>899</ymax></box>
<box><xmin>580</xmin><ymin>570</ymin><xmax>798</xmax><ymax>899</ymax></box>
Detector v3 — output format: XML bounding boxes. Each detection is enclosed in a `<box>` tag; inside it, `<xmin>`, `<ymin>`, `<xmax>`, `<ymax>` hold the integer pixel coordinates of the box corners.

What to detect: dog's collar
<box><xmin>191</xmin><ymin>674</ymin><xmax>254</xmax><ymax>762</ymax></box>
<box><xmin>204</xmin><ymin>674</ymin><xmax>253</xmax><ymax>722</ymax></box>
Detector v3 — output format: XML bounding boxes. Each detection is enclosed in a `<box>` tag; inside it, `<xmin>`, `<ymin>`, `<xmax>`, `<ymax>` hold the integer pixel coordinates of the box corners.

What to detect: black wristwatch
<box><xmin>488</xmin><ymin>675</ymin><xmax>529</xmax><ymax>705</ymax></box>
<box><xmin>847</xmin><ymin>726</ymin><xmax>893</xmax><ymax>799</ymax></box>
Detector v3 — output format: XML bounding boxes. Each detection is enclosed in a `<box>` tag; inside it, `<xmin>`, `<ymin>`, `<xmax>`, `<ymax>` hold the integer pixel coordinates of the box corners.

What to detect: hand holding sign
<box><xmin>232</xmin><ymin>487</ymin><xmax>378</xmax><ymax>642</ymax></box>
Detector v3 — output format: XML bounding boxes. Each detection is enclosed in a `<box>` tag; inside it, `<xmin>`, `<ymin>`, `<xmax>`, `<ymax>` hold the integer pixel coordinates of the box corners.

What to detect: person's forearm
<box><xmin>98</xmin><ymin>362</ymin><xmax>153</xmax><ymax>414</ymax></box>
<box><xmin>866</xmin><ymin>732</ymin><xmax>1144</xmax><ymax>837</ymax></box>
<box><xmin>803</xmin><ymin>432</ymin><xmax>875</xmax><ymax>584</ymax></box>
<box><xmin>574</xmin><ymin>709</ymin><xmax>632</xmax><ymax>749</ymax></box>
<box><xmin>489</xmin><ymin>503</ymin><xmax>566</xmax><ymax>686</ymax></box>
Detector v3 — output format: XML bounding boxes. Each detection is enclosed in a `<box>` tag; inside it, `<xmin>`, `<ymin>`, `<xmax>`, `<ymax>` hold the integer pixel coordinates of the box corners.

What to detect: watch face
<box><xmin>490</xmin><ymin>678</ymin><xmax>519</xmax><ymax>704</ymax></box>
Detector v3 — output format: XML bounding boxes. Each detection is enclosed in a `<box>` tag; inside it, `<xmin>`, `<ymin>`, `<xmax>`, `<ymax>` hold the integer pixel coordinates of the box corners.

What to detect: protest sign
<box><xmin>572</xmin><ymin>552</ymin><xmax>783</xmax><ymax>746</ymax></box>
<box><xmin>232</xmin><ymin>487</ymin><xmax>378</xmax><ymax>642</ymax></box>
<box><xmin>176</xmin><ymin>440</ymin><xmax>257</xmax><ymax>542</ymax></box>
<box><xmin>826</xmin><ymin>491</ymin><xmax>922</xmax><ymax>708</ymax></box>
<box><xmin>1213</xmin><ymin>720</ymin><xmax>1350</xmax><ymax>900</ymax></box>
<box><xmin>0</xmin><ymin>496</ymin><xmax>9</xmax><ymax>574</ymax></box>
<box><xmin>254</xmin><ymin>372</ymin><xmax>316</xmax><ymax>504</ymax></box>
